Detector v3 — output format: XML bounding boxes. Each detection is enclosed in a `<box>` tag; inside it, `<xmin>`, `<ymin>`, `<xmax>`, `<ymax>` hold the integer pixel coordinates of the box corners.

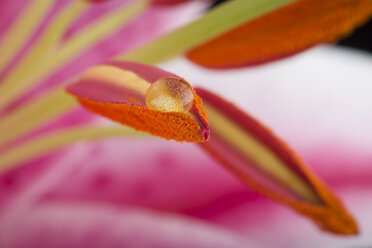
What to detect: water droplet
<box><xmin>145</xmin><ymin>77</ymin><xmax>194</xmax><ymax>113</ymax></box>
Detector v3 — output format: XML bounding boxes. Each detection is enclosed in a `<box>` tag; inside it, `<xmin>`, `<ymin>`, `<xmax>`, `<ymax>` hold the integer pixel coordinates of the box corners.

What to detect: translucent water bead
<box><xmin>145</xmin><ymin>77</ymin><xmax>195</xmax><ymax>113</ymax></box>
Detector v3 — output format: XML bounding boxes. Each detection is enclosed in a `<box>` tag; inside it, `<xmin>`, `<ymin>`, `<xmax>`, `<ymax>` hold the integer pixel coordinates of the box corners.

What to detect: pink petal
<box><xmin>0</xmin><ymin>202</ymin><xmax>253</xmax><ymax>248</ymax></box>
<box><xmin>43</xmin><ymin>139</ymin><xmax>242</xmax><ymax>212</ymax></box>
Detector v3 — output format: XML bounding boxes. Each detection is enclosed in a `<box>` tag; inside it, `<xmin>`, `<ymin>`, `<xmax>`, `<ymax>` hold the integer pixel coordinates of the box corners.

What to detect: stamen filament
<box><xmin>0</xmin><ymin>126</ymin><xmax>147</xmax><ymax>173</ymax></box>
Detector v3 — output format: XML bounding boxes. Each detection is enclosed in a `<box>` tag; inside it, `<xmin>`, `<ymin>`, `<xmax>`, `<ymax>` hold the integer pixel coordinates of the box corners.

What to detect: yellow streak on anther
<box><xmin>81</xmin><ymin>65</ymin><xmax>151</xmax><ymax>95</ymax></box>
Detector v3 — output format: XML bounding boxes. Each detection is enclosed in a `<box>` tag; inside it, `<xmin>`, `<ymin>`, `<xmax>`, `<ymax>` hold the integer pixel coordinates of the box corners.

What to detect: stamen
<box><xmin>121</xmin><ymin>0</ymin><xmax>296</xmax><ymax>64</ymax></box>
<box><xmin>146</xmin><ymin>78</ymin><xmax>194</xmax><ymax>113</ymax></box>
<box><xmin>196</xmin><ymin>87</ymin><xmax>358</xmax><ymax>235</ymax></box>
<box><xmin>66</xmin><ymin>61</ymin><xmax>209</xmax><ymax>143</ymax></box>
<box><xmin>0</xmin><ymin>0</ymin><xmax>297</xmax><ymax>149</ymax></box>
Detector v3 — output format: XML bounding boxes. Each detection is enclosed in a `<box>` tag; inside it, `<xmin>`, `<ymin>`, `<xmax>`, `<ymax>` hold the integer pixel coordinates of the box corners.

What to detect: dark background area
<box><xmin>209</xmin><ymin>0</ymin><xmax>372</xmax><ymax>53</ymax></box>
<box><xmin>338</xmin><ymin>18</ymin><xmax>372</xmax><ymax>53</ymax></box>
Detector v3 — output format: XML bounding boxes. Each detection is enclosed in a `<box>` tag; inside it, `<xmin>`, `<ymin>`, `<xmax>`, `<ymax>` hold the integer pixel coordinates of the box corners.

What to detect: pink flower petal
<box><xmin>0</xmin><ymin>202</ymin><xmax>254</xmax><ymax>248</ymax></box>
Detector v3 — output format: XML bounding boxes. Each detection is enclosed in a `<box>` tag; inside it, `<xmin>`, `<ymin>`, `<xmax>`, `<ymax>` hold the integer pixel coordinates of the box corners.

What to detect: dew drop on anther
<box><xmin>145</xmin><ymin>77</ymin><xmax>194</xmax><ymax>113</ymax></box>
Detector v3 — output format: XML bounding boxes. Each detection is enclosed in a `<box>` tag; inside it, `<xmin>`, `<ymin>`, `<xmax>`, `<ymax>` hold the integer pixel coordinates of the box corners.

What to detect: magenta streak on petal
<box><xmin>0</xmin><ymin>0</ymin><xmax>26</xmax><ymax>37</ymax></box>
<box><xmin>66</xmin><ymin>79</ymin><xmax>146</xmax><ymax>105</ymax></box>
<box><xmin>64</xmin><ymin>0</ymin><xmax>133</xmax><ymax>40</ymax></box>
<box><xmin>199</xmin><ymin>132</ymin><xmax>304</xmax><ymax>202</ymax></box>
<box><xmin>190</xmin><ymin>108</ymin><xmax>210</xmax><ymax>141</ymax></box>
<box><xmin>68</xmin><ymin>61</ymin><xmax>209</xmax><ymax>139</ymax></box>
